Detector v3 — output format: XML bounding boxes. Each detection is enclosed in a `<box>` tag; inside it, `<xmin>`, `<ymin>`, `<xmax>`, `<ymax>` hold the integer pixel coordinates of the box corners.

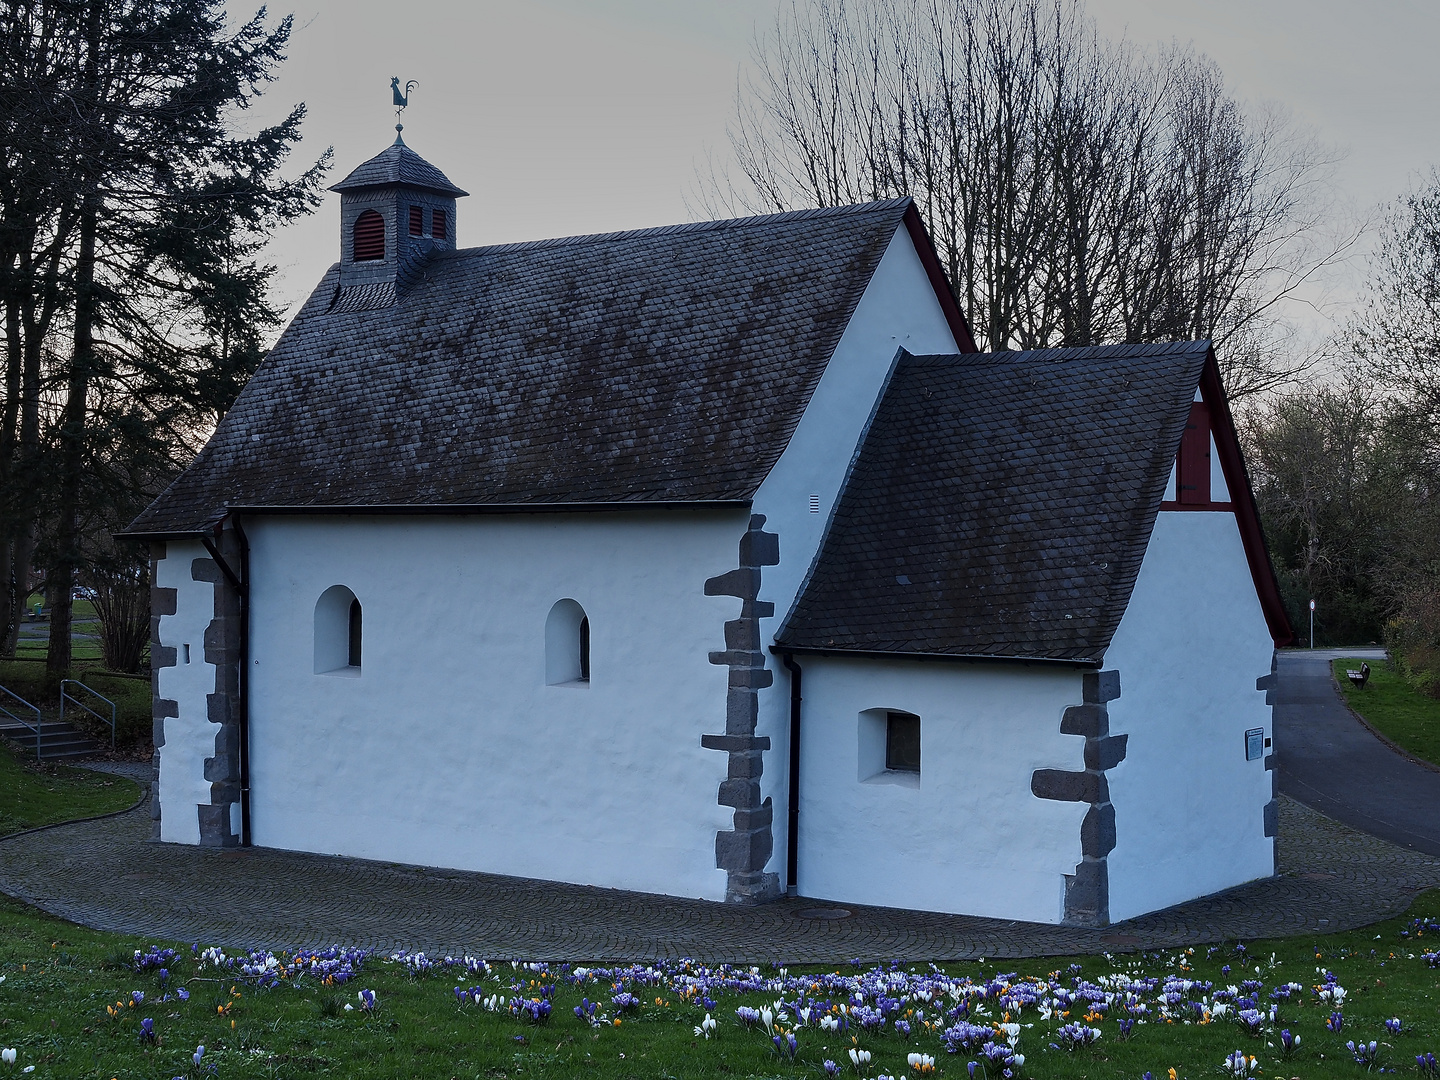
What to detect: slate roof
<box><xmin>126</xmin><ymin>198</ymin><xmax>921</xmax><ymax>535</ymax></box>
<box><xmin>329</xmin><ymin>137</ymin><xmax>469</xmax><ymax>197</ymax></box>
<box><xmin>775</xmin><ymin>342</ymin><xmax>1210</xmax><ymax>663</ymax></box>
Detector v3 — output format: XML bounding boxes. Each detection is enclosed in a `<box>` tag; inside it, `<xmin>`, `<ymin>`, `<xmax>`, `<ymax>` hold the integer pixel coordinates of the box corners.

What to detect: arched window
<box><xmin>348</xmin><ymin>598</ymin><xmax>362</xmax><ymax>668</ymax></box>
<box><xmin>352</xmin><ymin>209</ymin><xmax>385</xmax><ymax>261</ymax></box>
<box><xmin>315</xmin><ymin>585</ymin><xmax>362</xmax><ymax>676</ymax></box>
<box><xmin>545</xmin><ymin>599</ymin><xmax>590</xmax><ymax>686</ymax></box>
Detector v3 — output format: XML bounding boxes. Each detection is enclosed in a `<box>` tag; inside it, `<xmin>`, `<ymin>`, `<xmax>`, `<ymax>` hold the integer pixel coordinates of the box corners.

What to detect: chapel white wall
<box><xmin>241</xmin><ymin>512</ymin><xmax>744</xmax><ymax>900</ymax></box>
<box><xmin>794</xmin><ymin>656</ymin><xmax>1089</xmax><ymax>923</ymax></box>
<box><xmin>154</xmin><ymin>540</ymin><xmax>219</xmax><ymax>845</ymax></box>
<box><xmin>750</xmin><ymin>224</ymin><xmax>963</xmax><ymax>891</ymax></box>
<box><xmin>1103</xmin><ymin>510</ymin><xmax>1275</xmax><ymax>922</ymax></box>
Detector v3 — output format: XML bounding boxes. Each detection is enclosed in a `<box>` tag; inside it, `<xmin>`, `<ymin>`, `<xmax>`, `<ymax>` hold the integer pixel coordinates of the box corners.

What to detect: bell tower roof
<box><xmin>329</xmin><ymin>137</ymin><xmax>469</xmax><ymax>198</ymax></box>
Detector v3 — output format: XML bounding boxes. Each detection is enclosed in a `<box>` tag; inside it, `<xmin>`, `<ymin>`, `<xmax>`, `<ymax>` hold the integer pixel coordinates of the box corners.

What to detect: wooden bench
<box><xmin>1346</xmin><ymin>662</ymin><xmax>1370</xmax><ymax>690</ymax></box>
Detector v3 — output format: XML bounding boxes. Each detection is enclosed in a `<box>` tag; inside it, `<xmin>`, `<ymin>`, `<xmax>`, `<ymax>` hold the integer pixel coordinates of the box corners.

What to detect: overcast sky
<box><xmin>241</xmin><ymin>0</ymin><xmax>1440</xmax><ymax>335</ymax></box>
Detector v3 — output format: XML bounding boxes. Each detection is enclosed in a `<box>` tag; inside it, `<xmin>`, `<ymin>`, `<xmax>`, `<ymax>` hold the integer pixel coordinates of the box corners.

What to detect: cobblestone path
<box><xmin>2</xmin><ymin>792</ymin><xmax>1438</xmax><ymax>962</ymax></box>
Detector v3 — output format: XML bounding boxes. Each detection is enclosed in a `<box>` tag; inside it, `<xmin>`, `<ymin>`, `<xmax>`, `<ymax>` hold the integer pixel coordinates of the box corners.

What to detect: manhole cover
<box><xmin>794</xmin><ymin>907</ymin><xmax>852</xmax><ymax>921</ymax></box>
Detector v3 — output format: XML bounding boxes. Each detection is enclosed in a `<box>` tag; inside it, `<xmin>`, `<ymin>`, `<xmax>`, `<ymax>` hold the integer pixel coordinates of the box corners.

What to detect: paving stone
<box><xmin>1</xmin><ymin>793</ymin><xmax>1437</xmax><ymax>962</ymax></box>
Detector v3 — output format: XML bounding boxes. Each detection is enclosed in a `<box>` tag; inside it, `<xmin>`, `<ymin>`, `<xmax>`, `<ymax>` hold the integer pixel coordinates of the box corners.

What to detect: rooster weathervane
<box><xmin>391</xmin><ymin>76</ymin><xmax>418</xmax><ymax>138</ymax></box>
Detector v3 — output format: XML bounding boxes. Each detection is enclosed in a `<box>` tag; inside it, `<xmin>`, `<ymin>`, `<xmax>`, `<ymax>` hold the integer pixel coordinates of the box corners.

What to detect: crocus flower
<box><xmin>694</xmin><ymin>1013</ymin><xmax>716</xmax><ymax>1039</ymax></box>
<box><xmin>1386</xmin><ymin>1017</ymin><xmax>1403</xmax><ymax>1034</ymax></box>
<box><xmin>823</xmin><ymin>1062</ymin><xmax>840</xmax><ymax>1079</ymax></box>
<box><xmin>139</xmin><ymin>1017</ymin><xmax>155</xmax><ymax>1043</ymax></box>
<box><xmin>1</xmin><ymin>1049</ymin><xmax>15</xmax><ymax>1065</ymax></box>
<box><xmin>177</xmin><ymin>988</ymin><xmax>190</xmax><ymax>1002</ymax></box>
<box><xmin>193</xmin><ymin>1044</ymin><xmax>205</xmax><ymax>1066</ymax></box>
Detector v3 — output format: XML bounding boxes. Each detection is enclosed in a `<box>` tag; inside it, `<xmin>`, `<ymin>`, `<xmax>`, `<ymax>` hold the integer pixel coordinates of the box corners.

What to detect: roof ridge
<box><xmin>439</xmin><ymin>198</ymin><xmax>914</xmax><ymax>260</ymax></box>
<box><xmin>902</xmin><ymin>341</ymin><xmax>1211</xmax><ymax>364</ymax></box>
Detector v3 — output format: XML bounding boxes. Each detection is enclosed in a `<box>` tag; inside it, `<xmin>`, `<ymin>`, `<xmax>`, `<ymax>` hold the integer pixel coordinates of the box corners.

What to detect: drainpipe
<box><xmin>199</xmin><ymin>517</ymin><xmax>250</xmax><ymax>847</ymax></box>
<box><xmin>780</xmin><ymin>651</ymin><xmax>802</xmax><ymax>897</ymax></box>
<box><xmin>232</xmin><ymin>516</ymin><xmax>251</xmax><ymax>847</ymax></box>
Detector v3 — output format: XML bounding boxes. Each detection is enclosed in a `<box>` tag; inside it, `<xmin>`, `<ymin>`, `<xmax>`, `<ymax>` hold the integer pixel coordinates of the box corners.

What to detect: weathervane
<box><xmin>391</xmin><ymin>76</ymin><xmax>418</xmax><ymax>139</ymax></box>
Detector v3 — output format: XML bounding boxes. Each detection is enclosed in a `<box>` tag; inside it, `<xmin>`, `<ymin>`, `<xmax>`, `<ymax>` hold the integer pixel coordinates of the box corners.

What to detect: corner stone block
<box><xmin>1031</xmin><ymin>768</ymin><xmax>1104</xmax><ymax>804</ymax></box>
<box><xmin>739</xmin><ymin>528</ymin><xmax>780</xmax><ymax>567</ymax></box>
<box><xmin>1081</xmin><ymin>803</ymin><xmax>1117</xmax><ymax>857</ymax></box>
<box><xmin>727</xmin><ymin>750</ymin><xmax>766</xmax><ymax>780</ymax></box>
<box><xmin>728</xmin><ymin>667</ymin><xmax>773</xmax><ymax>690</ymax></box>
<box><xmin>715</xmin><ymin>825</ymin><xmax>773</xmax><ymax>872</ymax></box>
<box><xmin>1060</xmin><ymin>703</ymin><xmax>1107</xmax><ymax>738</ymax></box>
<box><xmin>1084</xmin><ymin>734</ymin><xmax>1129</xmax><ymax>772</ymax></box>
<box><xmin>1256</xmin><ymin>672</ymin><xmax>1277</xmax><ymax>692</ymax></box>
<box><xmin>151</xmin><ymin>586</ymin><xmax>177</xmax><ymax>616</ymax></box>
<box><xmin>196</xmin><ymin>803</ymin><xmax>239</xmax><ymax>848</ymax></box>
<box><xmin>700</xmin><ymin>734</ymin><xmax>771</xmax><ymax>753</ymax></box>
<box><xmin>1064</xmin><ymin>858</ymin><xmax>1109</xmax><ymax>926</ymax></box>
<box><xmin>725</xmin><ymin>689</ymin><xmax>759</xmax><ymax>734</ymax></box>
<box><xmin>704</xmin><ymin>567</ymin><xmax>760</xmax><ymax>600</ymax></box>
<box><xmin>726</xmin><ymin>870</ymin><xmax>781</xmax><ymax>904</ymax></box>
<box><xmin>718</xmin><ymin>779</ymin><xmax>761</xmax><ymax>809</ymax></box>
<box><xmin>724</xmin><ymin>618</ymin><xmax>762</xmax><ymax>651</ymax></box>
<box><xmin>1082</xmin><ymin>670</ymin><xmax>1121</xmax><ymax>704</ymax></box>
<box><xmin>190</xmin><ymin>557</ymin><xmax>221</xmax><ymax>583</ymax></box>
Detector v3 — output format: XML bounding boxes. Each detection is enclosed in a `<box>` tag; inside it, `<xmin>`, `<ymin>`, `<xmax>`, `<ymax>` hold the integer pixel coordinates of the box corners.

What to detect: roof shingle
<box><xmin>127</xmin><ymin>199</ymin><xmax>915</xmax><ymax>534</ymax></box>
<box><xmin>775</xmin><ymin>342</ymin><xmax>1210</xmax><ymax>663</ymax></box>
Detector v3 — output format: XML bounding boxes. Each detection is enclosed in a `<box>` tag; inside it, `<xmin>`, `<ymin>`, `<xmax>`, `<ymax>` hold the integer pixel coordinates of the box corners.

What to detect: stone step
<box><xmin>0</xmin><ymin>719</ymin><xmax>102</xmax><ymax>758</ymax></box>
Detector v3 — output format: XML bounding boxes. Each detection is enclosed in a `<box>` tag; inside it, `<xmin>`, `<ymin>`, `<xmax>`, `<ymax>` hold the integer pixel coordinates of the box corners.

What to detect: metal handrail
<box><xmin>0</xmin><ymin>683</ymin><xmax>44</xmax><ymax>760</ymax></box>
<box><xmin>60</xmin><ymin>679</ymin><xmax>116</xmax><ymax>751</ymax></box>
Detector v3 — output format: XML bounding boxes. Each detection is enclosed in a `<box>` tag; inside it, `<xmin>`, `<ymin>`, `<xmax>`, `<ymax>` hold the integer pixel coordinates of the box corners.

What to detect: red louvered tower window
<box><xmin>432</xmin><ymin>208</ymin><xmax>447</xmax><ymax>241</ymax></box>
<box><xmin>408</xmin><ymin>205</ymin><xmax>424</xmax><ymax>236</ymax></box>
<box><xmin>1177</xmin><ymin>401</ymin><xmax>1211</xmax><ymax>504</ymax></box>
<box><xmin>352</xmin><ymin>210</ymin><xmax>385</xmax><ymax>261</ymax></box>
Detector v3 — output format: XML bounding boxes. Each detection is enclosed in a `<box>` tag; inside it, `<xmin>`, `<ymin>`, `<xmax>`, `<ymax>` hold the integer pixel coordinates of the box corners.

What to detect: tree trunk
<box><xmin>47</xmin><ymin>195</ymin><xmax>97</xmax><ymax>676</ymax></box>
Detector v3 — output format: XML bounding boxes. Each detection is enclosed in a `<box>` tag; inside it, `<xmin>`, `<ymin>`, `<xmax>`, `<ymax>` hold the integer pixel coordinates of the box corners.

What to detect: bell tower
<box><xmin>329</xmin><ymin>103</ymin><xmax>468</xmax><ymax>294</ymax></box>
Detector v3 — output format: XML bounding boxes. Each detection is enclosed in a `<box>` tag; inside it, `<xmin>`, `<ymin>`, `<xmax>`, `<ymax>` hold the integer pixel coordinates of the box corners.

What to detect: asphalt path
<box><xmin>1274</xmin><ymin>648</ymin><xmax>1440</xmax><ymax>857</ymax></box>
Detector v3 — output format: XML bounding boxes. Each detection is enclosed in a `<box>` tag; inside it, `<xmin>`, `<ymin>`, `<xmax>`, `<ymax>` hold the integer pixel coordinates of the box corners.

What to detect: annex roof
<box><xmin>127</xmin><ymin>198</ymin><xmax>964</xmax><ymax>535</ymax></box>
<box><xmin>328</xmin><ymin>137</ymin><xmax>469</xmax><ymax>197</ymax></box>
<box><xmin>775</xmin><ymin>342</ymin><xmax>1212</xmax><ymax>664</ymax></box>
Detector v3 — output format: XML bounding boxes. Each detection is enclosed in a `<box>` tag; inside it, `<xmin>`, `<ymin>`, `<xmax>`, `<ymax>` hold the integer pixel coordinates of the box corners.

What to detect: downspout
<box><xmin>198</xmin><ymin>518</ymin><xmax>250</xmax><ymax>847</ymax></box>
<box><xmin>781</xmin><ymin>651</ymin><xmax>802</xmax><ymax>897</ymax></box>
<box><xmin>232</xmin><ymin>516</ymin><xmax>251</xmax><ymax>847</ymax></box>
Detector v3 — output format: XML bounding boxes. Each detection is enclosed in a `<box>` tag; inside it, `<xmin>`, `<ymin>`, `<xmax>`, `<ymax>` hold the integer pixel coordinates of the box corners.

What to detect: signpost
<box><xmin>1309</xmin><ymin>598</ymin><xmax>1316</xmax><ymax>649</ymax></box>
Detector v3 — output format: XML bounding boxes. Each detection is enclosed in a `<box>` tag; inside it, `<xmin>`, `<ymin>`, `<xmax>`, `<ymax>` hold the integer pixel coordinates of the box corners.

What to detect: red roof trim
<box><xmin>1199</xmin><ymin>349</ymin><xmax>1295</xmax><ymax>647</ymax></box>
<box><xmin>1160</xmin><ymin>501</ymin><xmax>1235</xmax><ymax>512</ymax></box>
<box><xmin>901</xmin><ymin>203</ymin><xmax>978</xmax><ymax>353</ymax></box>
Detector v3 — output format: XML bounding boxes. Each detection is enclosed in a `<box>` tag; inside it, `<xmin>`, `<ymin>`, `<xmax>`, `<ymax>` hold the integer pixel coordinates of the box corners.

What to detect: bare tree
<box><xmin>704</xmin><ymin>0</ymin><xmax>1347</xmax><ymax>396</ymax></box>
<box><xmin>1355</xmin><ymin>170</ymin><xmax>1440</xmax><ymax>412</ymax></box>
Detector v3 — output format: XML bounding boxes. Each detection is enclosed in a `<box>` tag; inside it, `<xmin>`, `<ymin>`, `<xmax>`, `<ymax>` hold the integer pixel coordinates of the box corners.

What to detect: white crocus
<box><xmin>1</xmin><ymin>1048</ymin><xmax>15</xmax><ymax>1065</ymax></box>
<box><xmin>760</xmin><ymin>1007</ymin><xmax>774</xmax><ymax>1035</ymax></box>
<box><xmin>694</xmin><ymin>1013</ymin><xmax>717</xmax><ymax>1039</ymax></box>
<box><xmin>193</xmin><ymin>1045</ymin><xmax>206</xmax><ymax>1066</ymax></box>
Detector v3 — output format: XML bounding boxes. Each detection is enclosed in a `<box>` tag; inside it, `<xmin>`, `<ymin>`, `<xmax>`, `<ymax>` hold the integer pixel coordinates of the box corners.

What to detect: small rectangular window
<box><xmin>432</xmin><ymin>208</ymin><xmax>447</xmax><ymax>241</ymax></box>
<box><xmin>183</xmin><ymin>643</ymin><xmax>191</xmax><ymax>665</ymax></box>
<box><xmin>409</xmin><ymin>205</ymin><xmax>424</xmax><ymax>236</ymax></box>
<box><xmin>885</xmin><ymin>711</ymin><xmax>920</xmax><ymax>773</ymax></box>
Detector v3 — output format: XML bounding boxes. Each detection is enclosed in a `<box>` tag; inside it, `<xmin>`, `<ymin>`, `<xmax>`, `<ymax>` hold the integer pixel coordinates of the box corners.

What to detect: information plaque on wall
<box><xmin>1245</xmin><ymin>728</ymin><xmax>1265</xmax><ymax>761</ymax></box>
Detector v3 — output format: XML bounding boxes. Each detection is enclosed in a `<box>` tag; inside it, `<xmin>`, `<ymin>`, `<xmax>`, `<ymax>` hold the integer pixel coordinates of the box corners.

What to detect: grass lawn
<box><xmin>0</xmin><ymin>889</ymin><xmax>1438</xmax><ymax>1078</ymax></box>
<box><xmin>0</xmin><ymin>742</ymin><xmax>140</xmax><ymax>838</ymax></box>
<box><xmin>1334</xmin><ymin>658</ymin><xmax>1440</xmax><ymax>768</ymax></box>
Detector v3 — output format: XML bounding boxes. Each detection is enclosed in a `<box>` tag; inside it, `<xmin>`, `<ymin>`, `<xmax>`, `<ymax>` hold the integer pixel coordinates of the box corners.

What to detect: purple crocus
<box><xmin>1326</xmin><ymin>1011</ymin><xmax>1344</xmax><ymax>1031</ymax></box>
<box><xmin>138</xmin><ymin>1017</ymin><xmax>155</xmax><ymax>1043</ymax></box>
<box><xmin>1386</xmin><ymin>1017</ymin><xmax>1403</xmax><ymax>1034</ymax></box>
